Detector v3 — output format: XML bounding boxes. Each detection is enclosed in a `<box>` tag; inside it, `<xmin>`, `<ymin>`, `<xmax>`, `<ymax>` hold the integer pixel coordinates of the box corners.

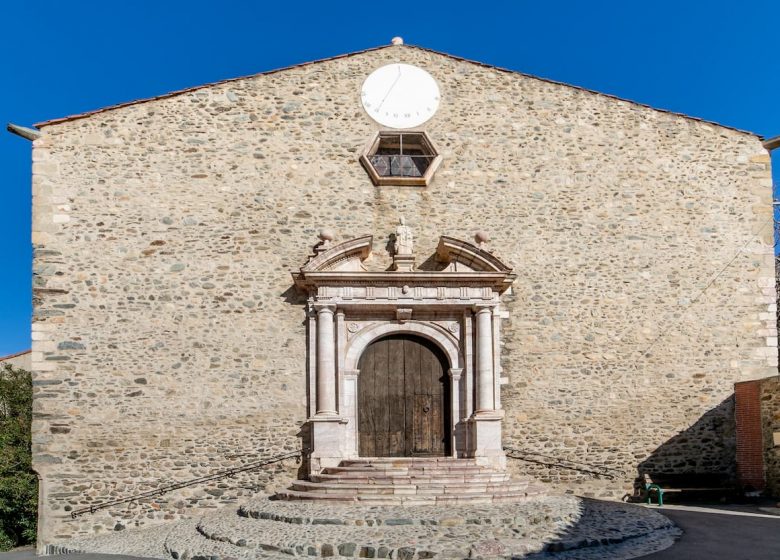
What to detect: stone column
<box><xmin>469</xmin><ymin>306</ymin><xmax>505</xmax><ymax>470</ymax></box>
<box><xmin>475</xmin><ymin>307</ymin><xmax>495</xmax><ymax>413</ymax></box>
<box><xmin>316</xmin><ymin>305</ymin><xmax>337</xmax><ymax>415</ymax></box>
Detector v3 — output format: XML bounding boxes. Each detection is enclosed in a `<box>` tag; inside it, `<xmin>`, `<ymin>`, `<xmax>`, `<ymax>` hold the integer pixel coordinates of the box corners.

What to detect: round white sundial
<box><xmin>361</xmin><ymin>63</ymin><xmax>440</xmax><ymax>129</ymax></box>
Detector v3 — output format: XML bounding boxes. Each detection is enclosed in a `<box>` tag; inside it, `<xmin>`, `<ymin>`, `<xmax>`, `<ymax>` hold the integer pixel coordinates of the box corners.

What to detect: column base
<box><xmin>308</xmin><ymin>416</ymin><xmax>348</xmax><ymax>475</ymax></box>
<box><xmin>467</xmin><ymin>412</ymin><xmax>506</xmax><ymax>471</ymax></box>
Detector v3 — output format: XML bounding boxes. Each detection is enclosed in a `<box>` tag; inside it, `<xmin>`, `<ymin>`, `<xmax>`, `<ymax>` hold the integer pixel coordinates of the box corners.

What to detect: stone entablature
<box><xmin>294</xmin><ymin>230</ymin><xmax>516</xmax><ymax>472</ymax></box>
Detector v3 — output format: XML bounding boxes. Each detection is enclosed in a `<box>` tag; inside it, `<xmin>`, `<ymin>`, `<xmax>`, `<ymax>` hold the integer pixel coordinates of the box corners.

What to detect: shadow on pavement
<box><xmin>639</xmin><ymin>507</ymin><xmax>780</xmax><ymax>560</ymax></box>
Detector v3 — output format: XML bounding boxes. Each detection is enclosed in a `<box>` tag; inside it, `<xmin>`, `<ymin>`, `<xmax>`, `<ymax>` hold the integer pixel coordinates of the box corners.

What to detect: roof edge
<box><xmin>35</xmin><ymin>43</ymin><xmax>761</xmax><ymax>138</ymax></box>
<box><xmin>405</xmin><ymin>45</ymin><xmax>760</xmax><ymax>139</ymax></box>
<box><xmin>35</xmin><ymin>44</ymin><xmax>393</xmax><ymax>128</ymax></box>
<box><xmin>0</xmin><ymin>349</ymin><xmax>32</xmax><ymax>361</ymax></box>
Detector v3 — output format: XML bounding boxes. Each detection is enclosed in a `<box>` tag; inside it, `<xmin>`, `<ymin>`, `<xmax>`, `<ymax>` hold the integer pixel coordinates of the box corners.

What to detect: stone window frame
<box><xmin>359</xmin><ymin>131</ymin><xmax>442</xmax><ymax>187</ymax></box>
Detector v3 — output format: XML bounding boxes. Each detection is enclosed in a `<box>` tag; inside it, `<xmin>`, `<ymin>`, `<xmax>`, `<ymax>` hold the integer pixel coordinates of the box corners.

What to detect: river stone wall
<box><xmin>29</xmin><ymin>44</ymin><xmax>775</xmax><ymax>547</ymax></box>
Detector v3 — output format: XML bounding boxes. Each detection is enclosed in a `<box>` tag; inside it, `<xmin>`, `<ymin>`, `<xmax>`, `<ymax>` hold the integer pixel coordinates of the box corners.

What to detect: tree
<box><xmin>0</xmin><ymin>364</ymin><xmax>37</xmax><ymax>550</ymax></box>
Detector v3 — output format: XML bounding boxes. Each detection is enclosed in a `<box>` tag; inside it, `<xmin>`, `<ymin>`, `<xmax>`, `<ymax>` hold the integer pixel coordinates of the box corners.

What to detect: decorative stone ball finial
<box><xmin>391</xmin><ymin>36</ymin><xmax>404</xmax><ymax>46</ymax></box>
<box><xmin>475</xmin><ymin>231</ymin><xmax>490</xmax><ymax>248</ymax></box>
<box><xmin>314</xmin><ymin>228</ymin><xmax>335</xmax><ymax>255</ymax></box>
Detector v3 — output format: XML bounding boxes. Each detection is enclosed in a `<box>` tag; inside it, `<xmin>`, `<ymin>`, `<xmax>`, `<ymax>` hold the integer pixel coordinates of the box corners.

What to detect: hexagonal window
<box><xmin>360</xmin><ymin>132</ymin><xmax>441</xmax><ymax>186</ymax></box>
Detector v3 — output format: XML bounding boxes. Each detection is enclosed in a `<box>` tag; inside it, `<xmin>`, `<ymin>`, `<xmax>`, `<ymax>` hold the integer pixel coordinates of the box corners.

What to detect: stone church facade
<box><xmin>27</xmin><ymin>42</ymin><xmax>775</xmax><ymax>547</ymax></box>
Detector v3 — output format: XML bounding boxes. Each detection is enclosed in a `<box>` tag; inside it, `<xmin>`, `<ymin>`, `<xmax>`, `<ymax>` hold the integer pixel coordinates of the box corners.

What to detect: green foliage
<box><xmin>0</xmin><ymin>364</ymin><xmax>37</xmax><ymax>550</ymax></box>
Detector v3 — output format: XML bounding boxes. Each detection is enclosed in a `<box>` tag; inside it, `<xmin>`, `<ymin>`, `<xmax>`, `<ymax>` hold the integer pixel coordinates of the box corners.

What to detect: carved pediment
<box><xmin>300</xmin><ymin>235</ymin><xmax>373</xmax><ymax>273</ymax></box>
<box><xmin>436</xmin><ymin>236</ymin><xmax>512</xmax><ymax>273</ymax></box>
<box><xmin>293</xmin><ymin>233</ymin><xmax>515</xmax><ymax>295</ymax></box>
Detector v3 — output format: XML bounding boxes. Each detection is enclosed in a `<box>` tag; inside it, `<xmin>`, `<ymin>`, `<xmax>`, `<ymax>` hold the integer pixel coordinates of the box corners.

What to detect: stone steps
<box><xmin>340</xmin><ymin>457</ymin><xmax>478</xmax><ymax>466</ymax></box>
<box><xmin>291</xmin><ymin>480</ymin><xmax>531</xmax><ymax>495</ymax></box>
<box><xmin>311</xmin><ymin>472</ymin><xmax>511</xmax><ymax>483</ymax></box>
<box><xmin>276</xmin><ymin>487</ymin><xmax>544</xmax><ymax>505</ymax></box>
<box><xmin>322</xmin><ymin>465</ymin><xmax>495</xmax><ymax>476</ymax></box>
<box><xmin>197</xmin><ymin>514</ymin><xmax>442</xmax><ymax>559</ymax></box>
<box><xmin>165</xmin><ymin>521</ymin><xmax>261</xmax><ymax>560</ymax></box>
<box><xmin>276</xmin><ymin>457</ymin><xmax>543</xmax><ymax>505</ymax></box>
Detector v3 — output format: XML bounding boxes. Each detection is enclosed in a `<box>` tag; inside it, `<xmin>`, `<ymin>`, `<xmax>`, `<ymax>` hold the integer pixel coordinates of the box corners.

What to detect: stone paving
<box><xmin>52</xmin><ymin>495</ymin><xmax>679</xmax><ymax>559</ymax></box>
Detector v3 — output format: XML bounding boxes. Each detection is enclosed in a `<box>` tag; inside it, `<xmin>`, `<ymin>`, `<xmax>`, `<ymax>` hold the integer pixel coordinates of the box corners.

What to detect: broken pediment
<box><xmin>293</xmin><ymin>231</ymin><xmax>515</xmax><ymax>295</ymax></box>
<box><xmin>300</xmin><ymin>235</ymin><xmax>373</xmax><ymax>273</ymax></box>
<box><xmin>435</xmin><ymin>236</ymin><xmax>513</xmax><ymax>273</ymax></box>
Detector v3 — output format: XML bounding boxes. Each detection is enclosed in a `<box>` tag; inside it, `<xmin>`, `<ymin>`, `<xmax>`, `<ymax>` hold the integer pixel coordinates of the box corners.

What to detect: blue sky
<box><xmin>1</xmin><ymin>1</ymin><xmax>778</xmax><ymax>356</ymax></box>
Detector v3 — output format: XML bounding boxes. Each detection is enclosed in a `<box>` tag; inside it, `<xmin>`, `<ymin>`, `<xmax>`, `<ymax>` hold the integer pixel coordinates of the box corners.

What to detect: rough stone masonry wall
<box><xmin>760</xmin><ymin>377</ymin><xmax>780</xmax><ymax>497</ymax></box>
<box><xmin>30</xmin><ymin>45</ymin><xmax>775</xmax><ymax>546</ymax></box>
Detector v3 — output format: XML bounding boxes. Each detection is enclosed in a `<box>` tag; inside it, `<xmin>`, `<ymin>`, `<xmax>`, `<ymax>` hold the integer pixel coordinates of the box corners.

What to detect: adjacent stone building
<box><xmin>25</xmin><ymin>41</ymin><xmax>776</xmax><ymax>549</ymax></box>
<box><xmin>0</xmin><ymin>349</ymin><xmax>32</xmax><ymax>371</ymax></box>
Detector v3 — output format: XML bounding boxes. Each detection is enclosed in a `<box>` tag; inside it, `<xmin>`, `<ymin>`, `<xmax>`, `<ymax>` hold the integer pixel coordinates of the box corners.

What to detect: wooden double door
<box><xmin>357</xmin><ymin>334</ymin><xmax>450</xmax><ymax>457</ymax></box>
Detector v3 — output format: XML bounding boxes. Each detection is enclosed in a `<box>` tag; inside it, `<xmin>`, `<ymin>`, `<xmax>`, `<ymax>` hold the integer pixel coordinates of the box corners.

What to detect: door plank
<box><xmin>401</xmin><ymin>337</ymin><xmax>415</xmax><ymax>455</ymax></box>
<box><xmin>357</xmin><ymin>341</ymin><xmax>375</xmax><ymax>457</ymax></box>
<box><xmin>388</xmin><ymin>336</ymin><xmax>406</xmax><ymax>457</ymax></box>
<box><xmin>376</xmin><ymin>336</ymin><xmax>390</xmax><ymax>457</ymax></box>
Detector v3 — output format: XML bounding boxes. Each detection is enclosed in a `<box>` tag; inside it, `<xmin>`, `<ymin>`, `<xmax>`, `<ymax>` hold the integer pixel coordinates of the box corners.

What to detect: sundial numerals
<box><xmin>360</xmin><ymin>63</ymin><xmax>440</xmax><ymax>128</ymax></box>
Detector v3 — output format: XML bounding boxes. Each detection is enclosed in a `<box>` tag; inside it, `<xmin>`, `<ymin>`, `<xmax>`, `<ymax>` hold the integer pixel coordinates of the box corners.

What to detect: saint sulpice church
<box><xmin>20</xmin><ymin>38</ymin><xmax>776</xmax><ymax>549</ymax></box>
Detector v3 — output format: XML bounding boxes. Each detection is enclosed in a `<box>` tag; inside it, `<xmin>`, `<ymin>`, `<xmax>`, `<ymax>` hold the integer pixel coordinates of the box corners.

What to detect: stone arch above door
<box><xmin>344</xmin><ymin>320</ymin><xmax>461</xmax><ymax>373</ymax></box>
<box><xmin>292</xmin><ymin>226</ymin><xmax>516</xmax><ymax>473</ymax></box>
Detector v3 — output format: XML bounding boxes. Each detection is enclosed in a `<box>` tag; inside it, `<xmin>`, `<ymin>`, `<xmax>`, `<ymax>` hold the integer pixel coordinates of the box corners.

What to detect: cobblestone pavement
<box><xmin>49</xmin><ymin>495</ymin><xmax>678</xmax><ymax>559</ymax></box>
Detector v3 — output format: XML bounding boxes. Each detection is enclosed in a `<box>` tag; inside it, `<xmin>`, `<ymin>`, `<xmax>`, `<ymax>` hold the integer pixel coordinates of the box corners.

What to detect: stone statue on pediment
<box><xmin>394</xmin><ymin>217</ymin><xmax>413</xmax><ymax>256</ymax></box>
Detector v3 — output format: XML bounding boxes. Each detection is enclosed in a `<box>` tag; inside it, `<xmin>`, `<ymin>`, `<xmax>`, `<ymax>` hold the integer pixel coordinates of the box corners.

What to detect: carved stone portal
<box><xmin>293</xmin><ymin>231</ymin><xmax>516</xmax><ymax>474</ymax></box>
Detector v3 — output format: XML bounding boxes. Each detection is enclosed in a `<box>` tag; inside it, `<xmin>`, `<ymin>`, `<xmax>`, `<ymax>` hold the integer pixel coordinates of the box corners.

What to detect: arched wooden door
<box><xmin>358</xmin><ymin>334</ymin><xmax>450</xmax><ymax>457</ymax></box>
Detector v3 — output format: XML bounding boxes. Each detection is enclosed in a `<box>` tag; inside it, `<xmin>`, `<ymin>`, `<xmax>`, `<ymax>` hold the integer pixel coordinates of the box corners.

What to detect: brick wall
<box><xmin>759</xmin><ymin>376</ymin><xmax>780</xmax><ymax>497</ymax></box>
<box><xmin>735</xmin><ymin>380</ymin><xmax>765</xmax><ymax>491</ymax></box>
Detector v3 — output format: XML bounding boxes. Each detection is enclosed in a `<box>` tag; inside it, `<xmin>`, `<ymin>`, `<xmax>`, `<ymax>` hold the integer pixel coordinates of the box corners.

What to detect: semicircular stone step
<box><xmin>196</xmin><ymin>513</ymin><xmax>453</xmax><ymax>558</ymax></box>
<box><xmin>310</xmin><ymin>472</ymin><xmax>511</xmax><ymax>484</ymax></box>
<box><xmin>341</xmin><ymin>457</ymin><xmax>477</xmax><ymax>465</ymax></box>
<box><xmin>239</xmin><ymin>495</ymin><xmax>552</xmax><ymax>527</ymax></box>
<box><xmin>291</xmin><ymin>480</ymin><xmax>531</xmax><ymax>495</ymax></box>
<box><xmin>276</xmin><ymin>489</ymin><xmax>540</xmax><ymax>505</ymax></box>
<box><xmin>276</xmin><ymin>459</ymin><xmax>542</xmax><ymax>505</ymax></box>
<box><xmin>166</xmin><ymin>522</ymin><xmax>266</xmax><ymax>560</ymax></box>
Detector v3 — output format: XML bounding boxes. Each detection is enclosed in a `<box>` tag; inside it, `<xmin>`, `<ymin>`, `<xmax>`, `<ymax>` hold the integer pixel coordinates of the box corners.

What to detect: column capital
<box><xmin>313</xmin><ymin>303</ymin><xmax>337</xmax><ymax>315</ymax></box>
<box><xmin>449</xmin><ymin>367</ymin><xmax>463</xmax><ymax>381</ymax></box>
<box><xmin>472</xmin><ymin>304</ymin><xmax>495</xmax><ymax>314</ymax></box>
